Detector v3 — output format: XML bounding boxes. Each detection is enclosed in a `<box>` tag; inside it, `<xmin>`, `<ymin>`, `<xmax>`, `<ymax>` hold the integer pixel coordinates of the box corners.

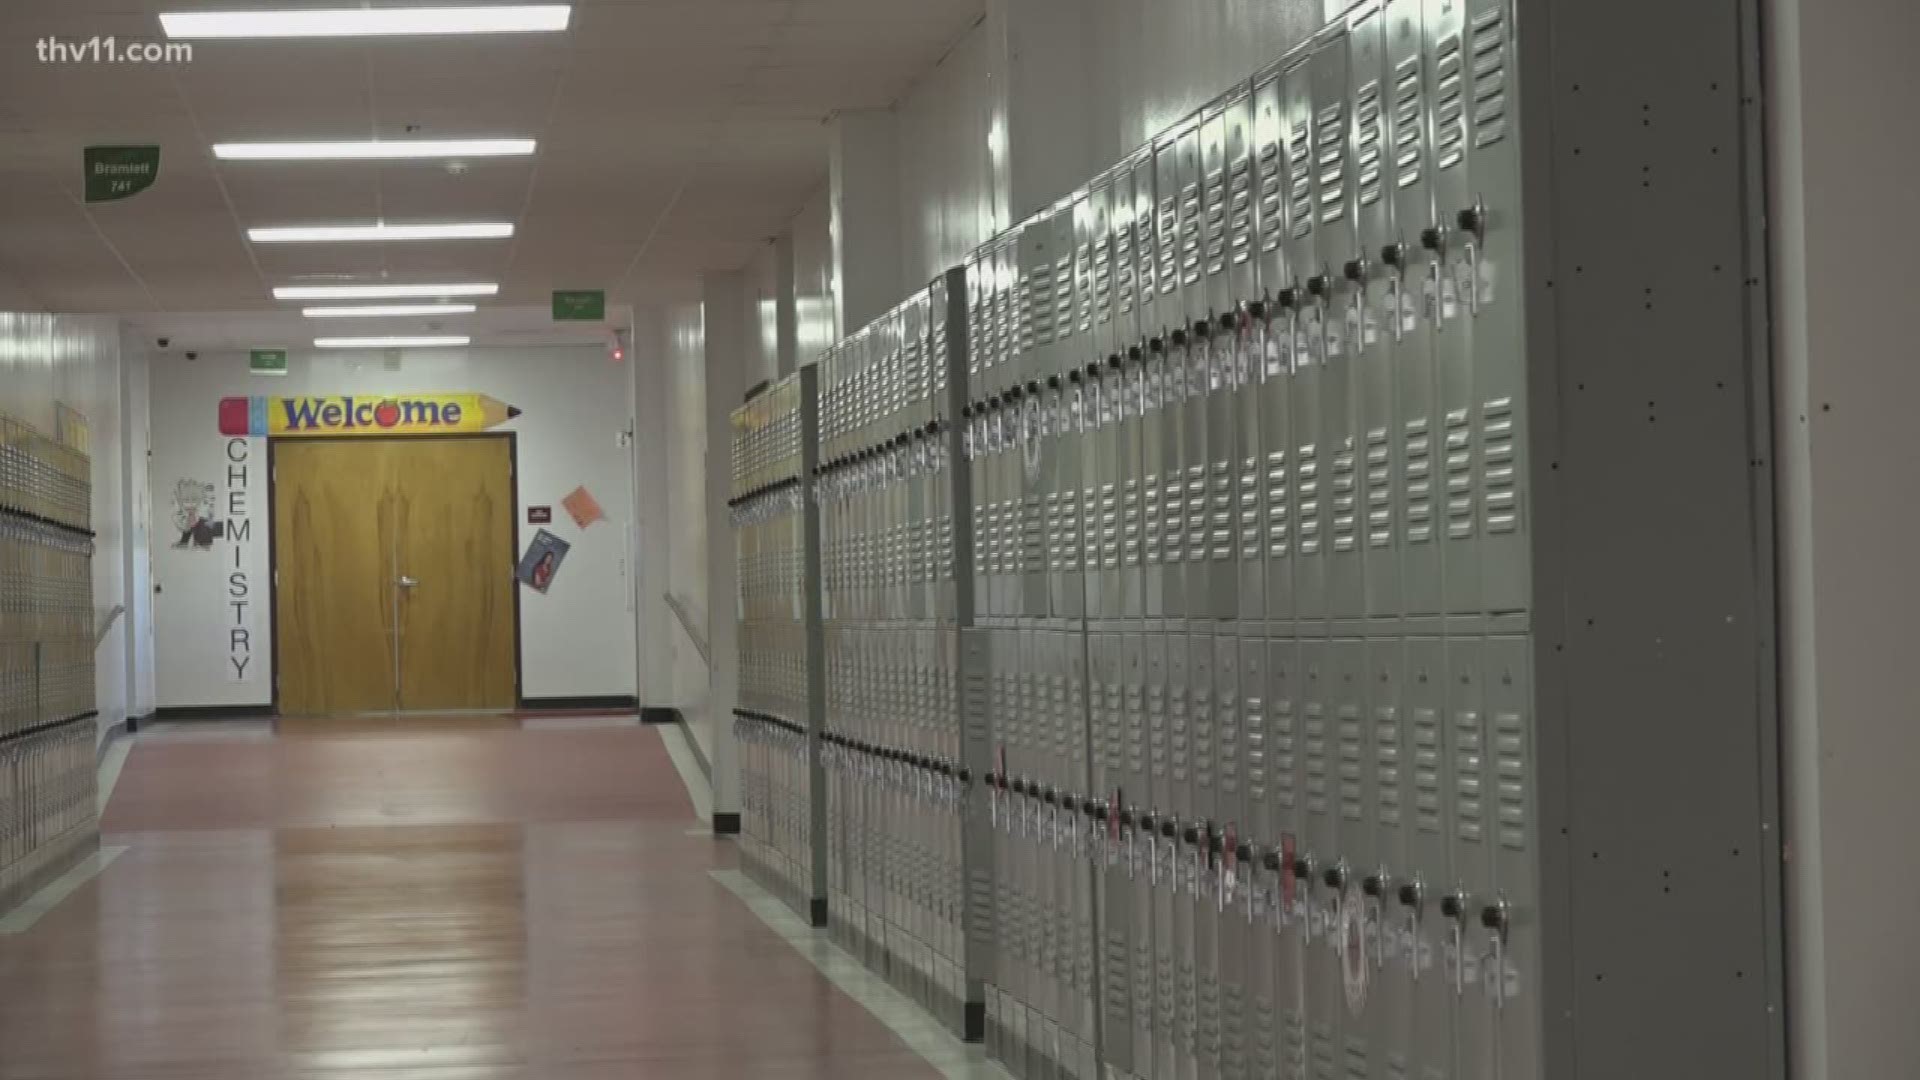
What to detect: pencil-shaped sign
<box><xmin>218</xmin><ymin>393</ymin><xmax>522</xmax><ymax>437</ymax></box>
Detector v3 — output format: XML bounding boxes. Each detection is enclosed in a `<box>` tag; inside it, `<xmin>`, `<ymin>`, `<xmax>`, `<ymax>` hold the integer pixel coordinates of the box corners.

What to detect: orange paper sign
<box><xmin>562</xmin><ymin>485</ymin><xmax>604</xmax><ymax>529</ymax></box>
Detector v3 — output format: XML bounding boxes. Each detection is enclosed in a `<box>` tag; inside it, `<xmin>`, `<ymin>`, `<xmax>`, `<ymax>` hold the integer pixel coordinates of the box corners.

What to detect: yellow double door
<box><xmin>274</xmin><ymin>438</ymin><xmax>517</xmax><ymax>715</ymax></box>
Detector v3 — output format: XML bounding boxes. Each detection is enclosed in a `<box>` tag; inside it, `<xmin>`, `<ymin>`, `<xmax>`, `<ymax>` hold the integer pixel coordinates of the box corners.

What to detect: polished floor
<box><xmin>0</xmin><ymin>718</ymin><xmax>948</xmax><ymax>1079</ymax></box>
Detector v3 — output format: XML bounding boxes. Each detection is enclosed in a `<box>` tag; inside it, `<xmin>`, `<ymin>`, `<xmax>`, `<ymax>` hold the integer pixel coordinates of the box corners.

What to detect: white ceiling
<box><xmin>0</xmin><ymin>0</ymin><xmax>981</xmax><ymax>344</ymax></box>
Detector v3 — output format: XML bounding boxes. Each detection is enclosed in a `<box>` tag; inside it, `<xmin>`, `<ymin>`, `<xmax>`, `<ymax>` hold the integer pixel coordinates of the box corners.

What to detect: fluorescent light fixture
<box><xmin>273</xmin><ymin>282</ymin><xmax>499</xmax><ymax>301</ymax></box>
<box><xmin>160</xmin><ymin>5</ymin><xmax>571</xmax><ymax>39</ymax></box>
<box><xmin>215</xmin><ymin>139</ymin><xmax>536</xmax><ymax>161</ymax></box>
<box><xmin>314</xmin><ymin>335</ymin><xmax>470</xmax><ymax>349</ymax></box>
<box><xmin>303</xmin><ymin>303</ymin><xmax>478</xmax><ymax>318</ymax></box>
<box><xmin>249</xmin><ymin>222</ymin><xmax>513</xmax><ymax>243</ymax></box>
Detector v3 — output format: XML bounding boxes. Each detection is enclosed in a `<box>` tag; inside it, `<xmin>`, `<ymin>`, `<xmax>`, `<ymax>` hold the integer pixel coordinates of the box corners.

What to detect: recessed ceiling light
<box><xmin>303</xmin><ymin>303</ymin><xmax>478</xmax><ymax>318</ymax></box>
<box><xmin>314</xmin><ymin>335</ymin><xmax>471</xmax><ymax>349</ymax></box>
<box><xmin>273</xmin><ymin>283</ymin><xmax>499</xmax><ymax>300</ymax></box>
<box><xmin>214</xmin><ymin>139</ymin><xmax>536</xmax><ymax>161</ymax></box>
<box><xmin>249</xmin><ymin>222</ymin><xmax>513</xmax><ymax>243</ymax></box>
<box><xmin>160</xmin><ymin>5</ymin><xmax>571</xmax><ymax>39</ymax></box>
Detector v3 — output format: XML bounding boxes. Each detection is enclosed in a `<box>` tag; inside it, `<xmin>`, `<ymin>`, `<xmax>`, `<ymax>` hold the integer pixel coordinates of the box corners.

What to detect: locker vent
<box><xmin>1148</xmin><ymin>685</ymin><xmax>1168</xmax><ymax>781</ymax></box>
<box><xmin>1245</xmin><ymin>688</ymin><xmax>1268</xmax><ymax>805</ymax></box>
<box><xmin>1346</xmin><ymin>1037</ymin><xmax>1370</xmax><ymax>1080</ymax></box>
<box><xmin>1312</xmin><ymin>1025</ymin><xmax>1337</xmax><ymax>1080</ymax></box>
<box><xmin>1304</xmin><ymin>701</ymin><xmax>1329</xmax><ymax>815</ymax></box>
<box><xmin>1259</xmin><ymin>132</ymin><xmax>1286</xmax><ymax>254</ymax></box>
<box><xmin>1482</xmin><ymin>396</ymin><xmax>1518</xmax><ymax>534</ymax></box>
<box><xmin>1027</xmin><ymin>260</ymin><xmax>1053</xmax><ymax>348</ymax></box>
<box><xmin>1055</xmin><ymin>248</ymin><xmax>1075</xmax><ymax>338</ymax></box>
<box><xmin>1454</xmin><ymin>708</ymin><xmax>1484</xmax><ymax>843</ymax></box>
<box><xmin>1241</xmin><ymin>452</ymin><xmax>1263</xmax><ymax>559</ymax></box>
<box><xmin>1230</xmin><ymin>143</ymin><xmax>1255</xmax><ymax>266</ymax></box>
<box><xmin>1137</xmin><ymin>205</ymin><xmax>1158</xmax><ymax>306</ymax></box>
<box><xmin>1114</xmin><ymin>217</ymin><xmax>1136</xmax><ymax>318</ymax></box>
<box><xmin>1375</xmin><ymin>705</ymin><xmax>1403</xmax><ymax>826</ymax></box>
<box><xmin>1171</xmin><ymin>686</ymin><xmax>1191</xmax><ymax>785</ymax></box>
<box><xmin>1103</xmin><ymin>474</ymin><xmax>1122</xmax><ymax>570</ymax></box>
<box><xmin>1144</xmin><ymin>461</ymin><xmax>1162</xmax><ymax>567</ymax></box>
<box><xmin>1124</xmin><ymin>466</ymin><xmax>1143</xmax><ymax>568</ymax></box>
<box><xmin>1289</xmin><ymin>119</ymin><xmax>1314</xmax><ymax>237</ymax></box>
<box><xmin>1266</xmin><ymin>449</ymin><xmax>1293</xmax><ymax>557</ymax></box>
<box><xmin>1332</xmin><ymin>445</ymin><xmax>1359</xmax><ymax>553</ymax></box>
<box><xmin>1394</xmin><ymin>57</ymin><xmax>1424</xmax><ymax>187</ymax></box>
<box><xmin>1273</xmin><ymin>692</ymin><xmax>1297</xmax><ymax>808</ymax></box>
<box><xmin>1495</xmin><ymin>708</ymin><xmax>1527</xmax><ymax>849</ymax></box>
<box><xmin>1211</xmin><ymin>454</ymin><xmax>1235</xmax><ymax>562</ymax></box>
<box><xmin>1206</xmin><ymin>162</ymin><xmax>1231</xmax><ymax>277</ymax></box>
<box><xmin>1127</xmin><ymin>681</ymin><xmax>1148</xmax><ymax>778</ymax></box>
<box><xmin>1315</xmin><ymin>103</ymin><xmax>1348</xmax><ymax>224</ymax></box>
<box><xmin>1296</xmin><ymin>444</ymin><xmax>1321</xmax><ymax>555</ymax></box>
<box><xmin>1284</xmin><ymin>1015</ymin><xmax>1309</xmax><ymax>1078</ymax></box>
<box><xmin>1403</xmin><ymin>418</ymin><xmax>1433</xmax><ymax>543</ymax></box>
<box><xmin>1356</xmin><ymin>81</ymin><xmax>1384</xmax><ymax>206</ymax></box>
<box><xmin>1471</xmin><ymin>8</ymin><xmax>1509</xmax><ymax>147</ymax></box>
<box><xmin>1434</xmin><ymin>36</ymin><xmax>1465</xmax><ymax>170</ymax></box>
<box><xmin>1182</xmin><ymin>178</ymin><xmax>1205</xmax><ymax>287</ymax></box>
<box><xmin>1444</xmin><ymin>408</ymin><xmax>1475</xmax><ymax>540</ymax></box>
<box><xmin>1338</xmin><ymin>704</ymin><xmax>1365</xmax><ymax>821</ymax></box>
<box><xmin>1218</xmin><ymin>687</ymin><xmax>1241</xmax><ymax>798</ymax></box>
<box><xmin>1159</xmin><ymin>194</ymin><xmax>1181</xmax><ymax>296</ymax></box>
<box><xmin>1366</xmin><ymin>429</ymin><xmax>1393</xmax><ymax>548</ymax></box>
<box><xmin>1092</xmin><ymin>230</ymin><xmax>1113</xmax><ymax>329</ymax></box>
<box><xmin>1193</xmin><ymin>686</ymin><xmax>1215</xmax><ymax>794</ymax></box>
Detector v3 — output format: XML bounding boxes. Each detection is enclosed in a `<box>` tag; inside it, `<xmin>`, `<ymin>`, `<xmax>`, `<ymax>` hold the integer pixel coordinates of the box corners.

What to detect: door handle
<box><xmin>397</xmin><ymin>576</ymin><xmax>419</xmax><ymax>588</ymax></box>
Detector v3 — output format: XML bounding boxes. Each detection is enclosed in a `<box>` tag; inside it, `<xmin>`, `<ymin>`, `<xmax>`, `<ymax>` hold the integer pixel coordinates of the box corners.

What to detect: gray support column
<box><xmin>1768</xmin><ymin>0</ymin><xmax>1920</xmax><ymax>1076</ymax></box>
<box><xmin>776</xmin><ymin>232</ymin><xmax>799</xmax><ymax>377</ymax></box>
<box><xmin>632</xmin><ymin>308</ymin><xmax>676</xmax><ymax>708</ymax></box>
<box><xmin>704</xmin><ymin>272</ymin><xmax>749</xmax><ymax>828</ymax></box>
<box><xmin>829</xmin><ymin>109</ymin><xmax>905</xmax><ymax>335</ymax></box>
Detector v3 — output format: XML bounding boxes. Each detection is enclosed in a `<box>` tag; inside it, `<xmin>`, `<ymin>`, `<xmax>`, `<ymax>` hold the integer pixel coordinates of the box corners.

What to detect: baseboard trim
<box><xmin>638</xmin><ymin>706</ymin><xmax>681</xmax><ymax>725</ymax></box>
<box><xmin>516</xmin><ymin>694</ymin><xmax>639</xmax><ymax>712</ymax></box>
<box><xmin>964</xmin><ymin>1000</ymin><xmax>986</xmax><ymax>1043</ymax></box>
<box><xmin>127</xmin><ymin>711</ymin><xmax>152</xmax><ymax>734</ymax></box>
<box><xmin>711</xmin><ymin>811</ymin><xmax>741</xmax><ymax>836</ymax></box>
<box><xmin>809</xmin><ymin>896</ymin><xmax>829</xmax><ymax>928</ymax></box>
<box><xmin>154</xmin><ymin>704</ymin><xmax>276</xmax><ymax>721</ymax></box>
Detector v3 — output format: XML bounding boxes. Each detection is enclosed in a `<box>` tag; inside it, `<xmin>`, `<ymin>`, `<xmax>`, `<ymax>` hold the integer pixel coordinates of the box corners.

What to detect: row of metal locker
<box><xmin>730</xmin><ymin>0</ymin><xmax>1543</xmax><ymax>1077</ymax></box>
<box><xmin>0</xmin><ymin>406</ymin><xmax>101</xmax><ymax>914</ymax></box>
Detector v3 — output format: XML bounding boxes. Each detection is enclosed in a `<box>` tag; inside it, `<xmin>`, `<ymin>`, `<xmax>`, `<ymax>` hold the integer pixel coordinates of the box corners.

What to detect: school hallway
<box><xmin>0</xmin><ymin>718</ymin><xmax>993</xmax><ymax>1080</ymax></box>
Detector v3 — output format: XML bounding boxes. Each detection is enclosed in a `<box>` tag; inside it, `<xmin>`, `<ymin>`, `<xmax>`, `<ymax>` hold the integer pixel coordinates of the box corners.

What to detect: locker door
<box><xmin>1460</xmin><ymin>0</ymin><xmax>1528</xmax><ymax>620</ymax></box>
<box><xmin>1201</xmin><ymin>99</ymin><xmax>1242</xmax><ymax>625</ymax></box>
<box><xmin>1176</xmin><ymin>121</ymin><xmax>1213</xmax><ymax>628</ymax></box>
<box><xmin>1123</xmin><ymin>633</ymin><xmax>1157</xmax><ymax>1076</ymax></box>
<box><xmin>1155</xmin><ymin>126</ymin><xmax>1194</xmax><ymax>623</ymax></box>
<box><xmin>1298</xmin><ymin>639</ymin><xmax>1342</xmax><ymax>1080</ymax></box>
<box><xmin>1268</xmin><ymin>639</ymin><xmax>1309</xmax><ymax>1080</ymax></box>
<box><xmin>1424</xmin><ymin>0</ymin><xmax>1479</xmax><ymax>619</ymax></box>
<box><xmin>1189</xmin><ymin>633</ymin><xmax>1220</xmax><ymax>1080</ymax></box>
<box><xmin>1348</xmin><ymin>3</ymin><xmax>1405</xmax><ymax>626</ymax></box>
<box><xmin>1238</xmin><ymin>637</ymin><xmax>1273</xmax><ymax>1080</ymax></box>
<box><xmin>1281</xmin><ymin>57</ymin><xmax>1326</xmax><ymax>625</ymax></box>
<box><xmin>1253</xmin><ymin>66</ymin><xmax>1298</xmax><ymax>635</ymax></box>
<box><xmin>1146</xmin><ymin>636</ymin><xmax>1179</xmax><ymax>1080</ymax></box>
<box><xmin>1212</xmin><ymin>634</ymin><xmax>1246</xmax><ymax>1080</ymax></box>
<box><xmin>1385</xmin><ymin>0</ymin><xmax>1442</xmax><ymax>622</ymax></box>
<box><xmin>1443</xmin><ymin>636</ymin><xmax>1490</xmax><ymax>1080</ymax></box>
<box><xmin>1137</xmin><ymin>150</ymin><xmax>1169</xmax><ymax>624</ymax></box>
<box><xmin>1309</xmin><ymin>26</ymin><xmax>1365</xmax><ymax>627</ymax></box>
<box><xmin>1484</xmin><ymin>635</ymin><xmax>1539</xmax><ymax>1080</ymax></box>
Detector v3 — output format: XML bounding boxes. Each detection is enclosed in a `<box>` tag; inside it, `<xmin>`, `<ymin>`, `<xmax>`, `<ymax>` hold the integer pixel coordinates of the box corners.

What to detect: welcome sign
<box><xmin>217</xmin><ymin>393</ymin><xmax>522</xmax><ymax>437</ymax></box>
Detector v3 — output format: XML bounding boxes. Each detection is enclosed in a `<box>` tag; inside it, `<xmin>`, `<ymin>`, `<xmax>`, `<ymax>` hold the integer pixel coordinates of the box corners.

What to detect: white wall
<box><xmin>1769</xmin><ymin>0</ymin><xmax>1920</xmax><ymax>1074</ymax></box>
<box><xmin>145</xmin><ymin>345</ymin><xmax>638</xmax><ymax>709</ymax></box>
<box><xmin>0</xmin><ymin>313</ymin><xmax>138</xmax><ymax>744</ymax></box>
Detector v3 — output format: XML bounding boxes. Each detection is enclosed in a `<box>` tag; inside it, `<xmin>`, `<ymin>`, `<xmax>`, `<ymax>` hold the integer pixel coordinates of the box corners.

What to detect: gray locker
<box><xmin>1281</xmin><ymin>55</ymin><xmax>1326</xmax><ymax>626</ymax></box>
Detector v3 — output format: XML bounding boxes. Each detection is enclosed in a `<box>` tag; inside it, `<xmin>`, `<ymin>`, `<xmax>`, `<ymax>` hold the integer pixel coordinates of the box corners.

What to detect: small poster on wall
<box><xmin>517</xmin><ymin>529</ymin><xmax>571</xmax><ymax>594</ymax></box>
<box><xmin>562</xmin><ymin>485</ymin><xmax>604</xmax><ymax>529</ymax></box>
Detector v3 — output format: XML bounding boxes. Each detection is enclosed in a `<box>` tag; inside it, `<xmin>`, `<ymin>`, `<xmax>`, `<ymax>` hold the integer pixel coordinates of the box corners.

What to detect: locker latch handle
<box><xmin>1306</xmin><ymin>274</ymin><xmax>1332</xmax><ymax>299</ymax></box>
<box><xmin>1343</xmin><ymin>257</ymin><xmax>1369</xmax><ymax>283</ymax></box>
<box><xmin>1456</xmin><ymin>201</ymin><xmax>1487</xmax><ymax>240</ymax></box>
<box><xmin>1321</xmin><ymin>862</ymin><xmax>1349</xmax><ymax>891</ymax></box>
<box><xmin>1380</xmin><ymin>242</ymin><xmax>1408</xmax><ymax>269</ymax></box>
